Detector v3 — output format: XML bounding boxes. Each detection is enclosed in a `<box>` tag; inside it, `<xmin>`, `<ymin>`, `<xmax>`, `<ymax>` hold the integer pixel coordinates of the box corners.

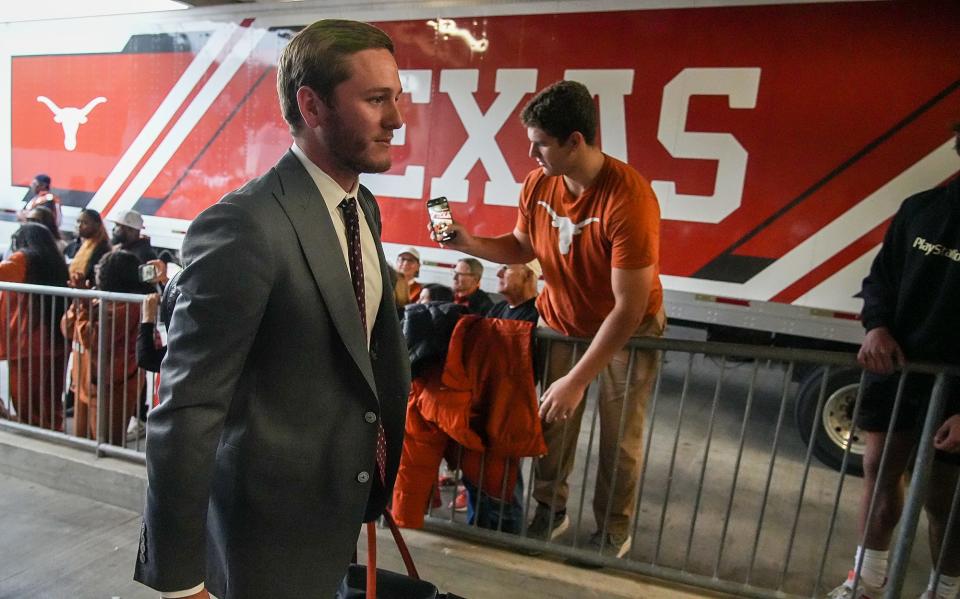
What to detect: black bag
<box><xmin>336</xmin><ymin>509</ymin><xmax>465</xmax><ymax>599</ymax></box>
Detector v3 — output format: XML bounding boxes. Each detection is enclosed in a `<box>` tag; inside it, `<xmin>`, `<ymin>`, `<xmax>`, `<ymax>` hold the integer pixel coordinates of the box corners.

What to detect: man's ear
<box><xmin>565</xmin><ymin>131</ymin><xmax>586</xmax><ymax>150</ymax></box>
<box><xmin>296</xmin><ymin>86</ymin><xmax>330</xmax><ymax>129</ymax></box>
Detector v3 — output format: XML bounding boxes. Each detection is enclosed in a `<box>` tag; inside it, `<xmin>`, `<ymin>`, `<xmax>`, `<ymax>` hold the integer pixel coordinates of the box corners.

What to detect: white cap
<box><xmin>111</xmin><ymin>209</ymin><xmax>144</xmax><ymax>230</ymax></box>
<box><xmin>398</xmin><ymin>247</ymin><xmax>420</xmax><ymax>261</ymax></box>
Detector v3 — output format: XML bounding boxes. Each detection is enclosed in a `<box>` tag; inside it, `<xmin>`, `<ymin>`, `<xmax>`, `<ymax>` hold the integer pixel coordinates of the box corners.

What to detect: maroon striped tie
<box><xmin>339</xmin><ymin>197</ymin><xmax>387</xmax><ymax>486</ymax></box>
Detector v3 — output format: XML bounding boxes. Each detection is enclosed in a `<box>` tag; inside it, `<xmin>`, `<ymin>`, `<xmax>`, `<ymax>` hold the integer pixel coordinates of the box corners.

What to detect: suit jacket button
<box><xmin>364</xmin><ymin>411</ymin><xmax>377</xmax><ymax>424</ymax></box>
<box><xmin>357</xmin><ymin>471</ymin><xmax>370</xmax><ymax>483</ymax></box>
<box><xmin>370</xmin><ymin>349</ymin><xmax>378</xmax><ymax>361</ymax></box>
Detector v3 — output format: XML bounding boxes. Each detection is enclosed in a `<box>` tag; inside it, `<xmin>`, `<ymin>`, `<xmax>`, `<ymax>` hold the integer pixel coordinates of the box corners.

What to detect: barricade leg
<box><xmin>886</xmin><ymin>374</ymin><xmax>949</xmax><ymax>598</ymax></box>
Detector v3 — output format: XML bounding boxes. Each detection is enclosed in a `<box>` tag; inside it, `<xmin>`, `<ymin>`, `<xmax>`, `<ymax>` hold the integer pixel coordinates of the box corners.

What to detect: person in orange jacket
<box><xmin>0</xmin><ymin>223</ymin><xmax>69</xmax><ymax>429</ymax></box>
<box><xmin>61</xmin><ymin>251</ymin><xmax>149</xmax><ymax>444</ymax></box>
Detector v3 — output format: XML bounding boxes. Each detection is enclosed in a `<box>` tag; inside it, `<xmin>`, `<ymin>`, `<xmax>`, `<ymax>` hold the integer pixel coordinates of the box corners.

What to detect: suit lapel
<box><xmin>271</xmin><ymin>151</ymin><xmax>378</xmax><ymax>398</ymax></box>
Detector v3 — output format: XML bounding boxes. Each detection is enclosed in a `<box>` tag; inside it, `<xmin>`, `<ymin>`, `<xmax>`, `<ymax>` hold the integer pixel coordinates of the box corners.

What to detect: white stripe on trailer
<box><xmin>103</xmin><ymin>24</ymin><xmax>266</xmax><ymax>218</ymax></box>
<box><xmin>792</xmin><ymin>243</ymin><xmax>881</xmax><ymax>313</ymax></box>
<box><xmin>86</xmin><ymin>23</ymin><xmax>238</xmax><ymax>212</ymax></box>
<box><xmin>662</xmin><ymin>138</ymin><xmax>958</xmax><ymax>303</ymax></box>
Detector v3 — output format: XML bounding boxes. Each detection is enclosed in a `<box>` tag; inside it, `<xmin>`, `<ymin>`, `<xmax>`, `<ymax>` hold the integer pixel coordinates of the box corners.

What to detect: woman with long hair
<box><xmin>24</xmin><ymin>206</ymin><xmax>65</xmax><ymax>253</ymax></box>
<box><xmin>62</xmin><ymin>250</ymin><xmax>150</xmax><ymax>443</ymax></box>
<box><xmin>0</xmin><ymin>223</ymin><xmax>69</xmax><ymax>429</ymax></box>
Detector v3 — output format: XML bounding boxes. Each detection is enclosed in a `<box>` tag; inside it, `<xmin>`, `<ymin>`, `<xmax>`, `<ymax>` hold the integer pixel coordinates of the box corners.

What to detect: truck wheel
<box><xmin>795</xmin><ymin>366</ymin><xmax>864</xmax><ymax>476</ymax></box>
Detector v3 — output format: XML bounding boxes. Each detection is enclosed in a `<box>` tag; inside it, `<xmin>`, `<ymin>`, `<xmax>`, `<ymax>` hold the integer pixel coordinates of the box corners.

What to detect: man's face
<box><xmin>497</xmin><ymin>264</ymin><xmax>529</xmax><ymax>297</ymax></box>
<box><xmin>112</xmin><ymin>224</ymin><xmax>137</xmax><ymax>245</ymax></box>
<box><xmin>527</xmin><ymin>127</ymin><xmax>573</xmax><ymax>177</ymax></box>
<box><xmin>77</xmin><ymin>214</ymin><xmax>97</xmax><ymax>239</ymax></box>
<box><xmin>395</xmin><ymin>252</ymin><xmax>419</xmax><ymax>280</ymax></box>
<box><xmin>321</xmin><ymin>48</ymin><xmax>404</xmax><ymax>176</ymax></box>
<box><xmin>29</xmin><ymin>179</ymin><xmax>43</xmax><ymax>194</ymax></box>
<box><xmin>452</xmin><ymin>262</ymin><xmax>480</xmax><ymax>295</ymax></box>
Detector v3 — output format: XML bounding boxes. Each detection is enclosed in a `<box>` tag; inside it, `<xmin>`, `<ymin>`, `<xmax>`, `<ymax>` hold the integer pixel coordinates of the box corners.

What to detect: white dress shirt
<box><xmin>160</xmin><ymin>144</ymin><xmax>384</xmax><ymax>599</ymax></box>
<box><xmin>290</xmin><ymin>142</ymin><xmax>382</xmax><ymax>343</ymax></box>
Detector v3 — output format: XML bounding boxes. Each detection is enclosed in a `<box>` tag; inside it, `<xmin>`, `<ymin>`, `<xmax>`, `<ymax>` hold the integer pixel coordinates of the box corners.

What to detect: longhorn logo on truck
<box><xmin>538</xmin><ymin>201</ymin><xmax>600</xmax><ymax>255</ymax></box>
<box><xmin>36</xmin><ymin>95</ymin><xmax>107</xmax><ymax>151</ymax></box>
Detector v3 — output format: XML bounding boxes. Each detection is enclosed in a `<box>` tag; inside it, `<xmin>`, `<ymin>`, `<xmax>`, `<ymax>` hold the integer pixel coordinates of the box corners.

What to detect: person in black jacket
<box><xmin>109</xmin><ymin>209</ymin><xmax>157</xmax><ymax>264</ymax></box>
<box><xmin>136</xmin><ymin>269</ymin><xmax>182</xmax><ymax>373</ymax></box>
<box><xmin>829</xmin><ymin>123</ymin><xmax>960</xmax><ymax>599</ymax></box>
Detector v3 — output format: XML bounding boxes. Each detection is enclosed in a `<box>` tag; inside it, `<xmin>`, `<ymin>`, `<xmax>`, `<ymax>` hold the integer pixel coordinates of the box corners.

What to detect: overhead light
<box><xmin>427</xmin><ymin>17</ymin><xmax>488</xmax><ymax>53</ymax></box>
<box><xmin>0</xmin><ymin>0</ymin><xmax>188</xmax><ymax>23</ymax></box>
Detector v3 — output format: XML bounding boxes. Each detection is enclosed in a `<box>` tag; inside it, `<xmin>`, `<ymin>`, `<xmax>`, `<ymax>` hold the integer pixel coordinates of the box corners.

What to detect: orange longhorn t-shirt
<box><xmin>516</xmin><ymin>155</ymin><xmax>663</xmax><ymax>338</ymax></box>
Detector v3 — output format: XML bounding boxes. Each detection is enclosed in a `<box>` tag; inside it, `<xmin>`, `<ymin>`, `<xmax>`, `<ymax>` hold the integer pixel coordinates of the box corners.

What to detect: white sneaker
<box><xmin>527</xmin><ymin>505</ymin><xmax>569</xmax><ymax>541</ymax></box>
<box><xmin>126</xmin><ymin>416</ymin><xmax>145</xmax><ymax>443</ymax></box>
<box><xmin>826</xmin><ymin>570</ymin><xmax>886</xmax><ymax>599</ymax></box>
<box><xmin>587</xmin><ymin>531</ymin><xmax>632</xmax><ymax>558</ymax></box>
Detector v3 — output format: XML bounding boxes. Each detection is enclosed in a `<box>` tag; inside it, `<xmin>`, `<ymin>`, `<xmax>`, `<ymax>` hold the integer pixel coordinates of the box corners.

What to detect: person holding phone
<box><xmin>433</xmin><ymin>80</ymin><xmax>664</xmax><ymax>558</ymax></box>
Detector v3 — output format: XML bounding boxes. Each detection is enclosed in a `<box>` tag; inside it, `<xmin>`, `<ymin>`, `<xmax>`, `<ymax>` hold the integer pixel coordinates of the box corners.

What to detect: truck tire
<box><xmin>795</xmin><ymin>366</ymin><xmax>864</xmax><ymax>476</ymax></box>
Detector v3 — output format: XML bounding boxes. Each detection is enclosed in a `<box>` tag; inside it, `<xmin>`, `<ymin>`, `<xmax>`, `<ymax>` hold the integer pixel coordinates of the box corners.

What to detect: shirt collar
<box><xmin>290</xmin><ymin>142</ymin><xmax>360</xmax><ymax>213</ymax></box>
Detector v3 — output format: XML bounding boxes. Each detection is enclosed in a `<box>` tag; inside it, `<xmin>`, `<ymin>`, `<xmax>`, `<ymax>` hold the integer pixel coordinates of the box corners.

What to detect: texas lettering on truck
<box><xmin>2</xmin><ymin>0</ymin><xmax>958</xmax><ymax>471</ymax></box>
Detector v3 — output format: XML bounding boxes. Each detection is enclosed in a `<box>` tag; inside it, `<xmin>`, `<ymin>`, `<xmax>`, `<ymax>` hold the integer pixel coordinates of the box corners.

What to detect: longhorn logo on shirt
<box><xmin>36</xmin><ymin>95</ymin><xmax>107</xmax><ymax>151</ymax></box>
<box><xmin>538</xmin><ymin>201</ymin><xmax>600</xmax><ymax>255</ymax></box>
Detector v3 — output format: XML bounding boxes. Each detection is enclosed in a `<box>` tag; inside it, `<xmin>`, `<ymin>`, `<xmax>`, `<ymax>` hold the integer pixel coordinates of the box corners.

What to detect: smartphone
<box><xmin>138</xmin><ymin>263</ymin><xmax>158</xmax><ymax>283</ymax></box>
<box><xmin>426</xmin><ymin>196</ymin><xmax>456</xmax><ymax>242</ymax></box>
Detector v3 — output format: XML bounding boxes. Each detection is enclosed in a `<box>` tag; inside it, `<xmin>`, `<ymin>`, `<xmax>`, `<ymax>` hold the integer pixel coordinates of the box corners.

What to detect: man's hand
<box><xmin>68</xmin><ymin>270</ymin><xmax>88</xmax><ymax>289</ymax></box>
<box><xmin>427</xmin><ymin>220</ymin><xmax>473</xmax><ymax>251</ymax></box>
<box><xmin>160</xmin><ymin>588</ymin><xmax>210</xmax><ymax>599</ymax></box>
<box><xmin>857</xmin><ymin>327</ymin><xmax>905</xmax><ymax>374</ymax></box>
<box><xmin>935</xmin><ymin>414</ymin><xmax>960</xmax><ymax>453</ymax></box>
<box><xmin>539</xmin><ymin>374</ymin><xmax>588</xmax><ymax>423</ymax></box>
<box><xmin>146</xmin><ymin>259</ymin><xmax>169</xmax><ymax>285</ymax></box>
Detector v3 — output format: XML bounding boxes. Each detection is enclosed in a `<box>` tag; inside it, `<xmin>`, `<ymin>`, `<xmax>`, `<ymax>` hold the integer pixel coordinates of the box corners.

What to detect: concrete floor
<box><xmin>0</xmin><ymin>471</ymin><xmax>723</xmax><ymax>599</ymax></box>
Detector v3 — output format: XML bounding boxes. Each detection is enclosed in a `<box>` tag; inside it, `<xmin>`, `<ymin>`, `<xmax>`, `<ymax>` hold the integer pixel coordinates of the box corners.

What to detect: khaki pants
<box><xmin>532</xmin><ymin>308</ymin><xmax>665</xmax><ymax>537</ymax></box>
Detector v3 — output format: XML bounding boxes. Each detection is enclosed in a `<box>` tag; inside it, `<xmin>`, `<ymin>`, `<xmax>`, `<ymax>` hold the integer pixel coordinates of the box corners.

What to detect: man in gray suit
<box><xmin>134</xmin><ymin>20</ymin><xmax>410</xmax><ymax>599</ymax></box>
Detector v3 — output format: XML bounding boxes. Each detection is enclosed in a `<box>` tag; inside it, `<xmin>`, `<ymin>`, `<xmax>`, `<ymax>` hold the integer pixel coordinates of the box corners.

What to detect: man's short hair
<box><xmin>520</xmin><ymin>80</ymin><xmax>597</xmax><ymax>145</ymax></box>
<box><xmin>276</xmin><ymin>19</ymin><xmax>394</xmax><ymax>133</ymax></box>
<box><xmin>459</xmin><ymin>257</ymin><xmax>483</xmax><ymax>279</ymax></box>
<box><xmin>34</xmin><ymin>173</ymin><xmax>51</xmax><ymax>188</ymax></box>
<box><xmin>422</xmin><ymin>283</ymin><xmax>454</xmax><ymax>303</ymax></box>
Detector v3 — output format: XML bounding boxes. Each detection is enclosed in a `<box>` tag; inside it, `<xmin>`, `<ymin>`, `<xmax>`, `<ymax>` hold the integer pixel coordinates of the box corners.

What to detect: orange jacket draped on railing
<box><xmin>393</xmin><ymin>315</ymin><xmax>546</xmax><ymax>528</ymax></box>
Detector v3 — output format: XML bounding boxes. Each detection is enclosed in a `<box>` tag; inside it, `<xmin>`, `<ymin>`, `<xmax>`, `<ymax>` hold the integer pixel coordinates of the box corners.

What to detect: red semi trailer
<box><xmin>2</xmin><ymin>0</ymin><xmax>957</xmax><ymax>469</ymax></box>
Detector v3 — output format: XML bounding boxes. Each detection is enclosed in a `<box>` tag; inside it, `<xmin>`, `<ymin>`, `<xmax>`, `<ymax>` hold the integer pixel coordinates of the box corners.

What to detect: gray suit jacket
<box><xmin>134</xmin><ymin>151</ymin><xmax>410</xmax><ymax>599</ymax></box>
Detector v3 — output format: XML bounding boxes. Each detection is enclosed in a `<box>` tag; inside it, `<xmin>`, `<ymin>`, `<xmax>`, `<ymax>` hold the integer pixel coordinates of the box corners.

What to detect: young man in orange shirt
<box><xmin>436</xmin><ymin>80</ymin><xmax>664</xmax><ymax>557</ymax></box>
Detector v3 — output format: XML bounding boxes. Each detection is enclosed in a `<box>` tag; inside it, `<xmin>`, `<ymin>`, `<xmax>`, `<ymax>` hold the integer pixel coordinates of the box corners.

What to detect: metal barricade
<box><xmin>420</xmin><ymin>329</ymin><xmax>960</xmax><ymax>599</ymax></box>
<box><xmin>3</xmin><ymin>282</ymin><xmax>957</xmax><ymax>598</ymax></box>
<box><xmin>0</xmin><ymin>281</ymin><xmax>151</xmax><ymax>464</ymax></box>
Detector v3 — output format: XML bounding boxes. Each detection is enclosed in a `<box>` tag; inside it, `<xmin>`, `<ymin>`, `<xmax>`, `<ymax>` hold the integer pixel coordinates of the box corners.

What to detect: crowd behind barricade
<box><xmin>0</xmin><ymin>182</ymin><xmax>176</xmax><ymax>447</ymax></box>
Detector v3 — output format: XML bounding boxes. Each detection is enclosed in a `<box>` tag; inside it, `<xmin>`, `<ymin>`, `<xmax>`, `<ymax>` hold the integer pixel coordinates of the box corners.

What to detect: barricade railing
<box><xmin>2</xmin><ymin>282</ymin><xmax>956</xmax><ymax>598</ymax></box>
<box><xmin>419</xmin><ymin>328</ymin><xmax>960</xmax><ymax>599</ymax></box>
<box><xmin>0</xmin><ymin>281</ymin><xmax>151</xmax><ymax>464</ymax></box>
